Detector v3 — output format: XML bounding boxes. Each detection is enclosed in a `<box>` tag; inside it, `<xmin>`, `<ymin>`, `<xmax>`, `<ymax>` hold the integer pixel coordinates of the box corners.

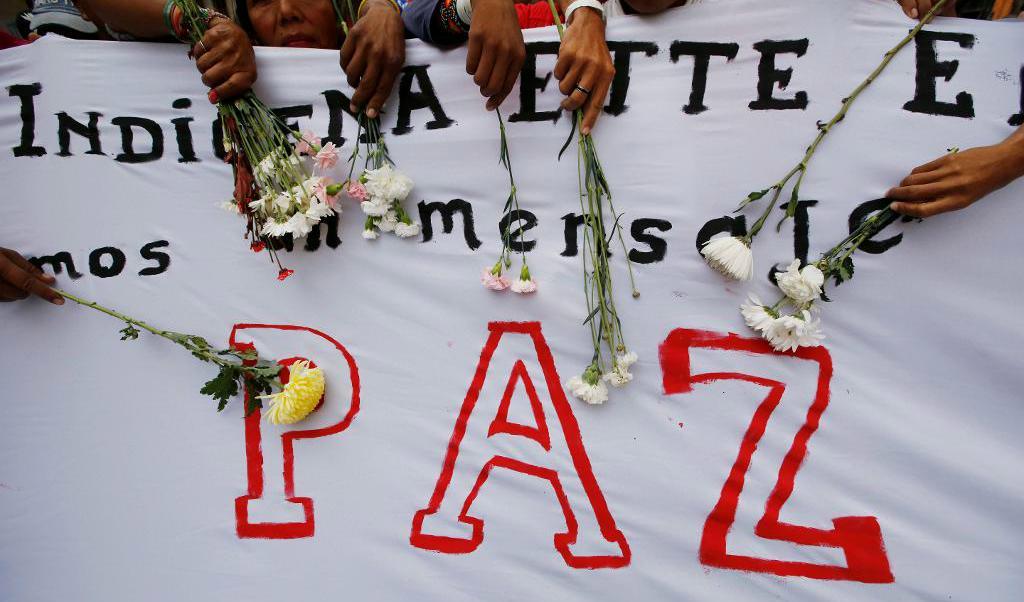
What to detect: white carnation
<box><xmin>362</xmin><ymin>228</ymin><xmax>379</xmax><ymax>240</ymax></box>
<box><xmin>566</xmin><ymin>376</ymin><xmax>609</xmax><ymax>405</ymax></box>
<box><xmin>361</xmin><ymin>199</ymin><xmax>390</xmax><ymax>217</ymax></box>
<box><xmin>395</xmin><ymin>222</ymin><xmax>421</xmax><ymax>238</ymax></box>
<box><xmin>776</xmin><ymin>259</ymin><xmax>824</xmax><ymax>306</ymax></box>
<box><xmin>378</xmin><ymin>210</ymin><xmax>398</xmax><ymax>232</ymax></box>
<box><xmin>363</xmin><ymin>164</ymin><xmax>414</xmax><ymax>201</ymax></box>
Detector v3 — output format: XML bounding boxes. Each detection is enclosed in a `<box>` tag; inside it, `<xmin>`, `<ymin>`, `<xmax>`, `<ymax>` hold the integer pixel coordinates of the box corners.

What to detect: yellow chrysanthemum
<box><xmin>260</xmin><ymin>360</ymin><xmax>325</xmax><ymax>425</ymax></box>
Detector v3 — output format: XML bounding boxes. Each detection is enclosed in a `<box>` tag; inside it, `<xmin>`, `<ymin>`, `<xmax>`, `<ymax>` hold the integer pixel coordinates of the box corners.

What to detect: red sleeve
<box><xmin>516</xmin><ymin>2</ymin><xmax>560</xmax><ymax>29</ymax></box>
<box><xmin>0</xmin><ymin>31</ymin><xmax>28</xmax><ymax>50</ymax></box>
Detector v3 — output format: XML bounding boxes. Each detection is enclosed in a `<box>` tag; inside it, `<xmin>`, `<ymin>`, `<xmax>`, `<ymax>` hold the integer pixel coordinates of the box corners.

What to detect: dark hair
<box><xmin>234</xmin><ymin>0</ymin><xmax>256</xmax><ymax>40</ymax></box>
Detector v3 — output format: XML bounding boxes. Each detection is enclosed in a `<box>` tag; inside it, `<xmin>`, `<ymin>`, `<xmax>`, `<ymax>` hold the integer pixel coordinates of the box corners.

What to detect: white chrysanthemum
<box><xmin>395</xmin><ymin>222</ymin><xmax>421</xmax><ymax>238</ymax></box>
<box><xmin>764</xmin><ymin>310</ymin><xmax>825</xmax><ymax>352</ymax></box>
<box><xmin>273</xmin><ymin>192</ymin><xmax>294</xmax><ymax>212</ymax></box>
<box><xmin>304</xmin><ymin>200</ymin><xmax>334</xmax><ymax>221</ymax></box>
<box><xmin>260</xmin><ymin>360</ymin><xmax>325</xmax><ymax>425</ymax></box>
<box><xmin>362</xmin><ymin>228</ymin><xmax>379</xmax><ymax>240</ymax></box>
<box><xmin>740</xmin><ymin>294</ymin><xmax>775</xmax><ymax>333</ymax></box>
<box><xmin>285</xmin><ymin>212</ymin><xmax>315</xmax><ymax>238</ymax></box>
<box><xmin>261</xmin><ymin>219</ymin><xmax>290</xmax><ymax>238</ymax></box>
<box><xmin>701</xmin><ymin>236</ymin><xmax>753</xmax><ymax>281</ymax></box>
<box><xmin>776</xmin><ymin>259</ymin><xmax>825</xmax><ymax>305</ymax></box>
<box><xmin>566</xmin><ymin>375</ymin><xmax>609</xmax><ymax>405</ymax></box>
<box><xmin>248</xmin><ymin>194</ymin><xmax>271</xmax><ymax>212</ymax></box>
<box><xmin>360</xmin><ymin>199</ymin><xmax>390</xmax><ymax>217</ymax></box>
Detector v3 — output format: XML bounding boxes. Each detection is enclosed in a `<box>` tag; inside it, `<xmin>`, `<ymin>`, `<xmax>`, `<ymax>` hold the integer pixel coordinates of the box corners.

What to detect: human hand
<box><xmin>466</xmin><ymin>0</ymin><xmax>525</xmax><ymax>111</ymax></box>
<box><xmin>193</xmin><ymin>15</ymin><xmax>258</xmax><ymax>103</ymax></box>
<box><xmin>553</xmin><ymin>7</ymin><xmax>613</xmax><ymax>135</ymax></box>
<box><xmin>898</xmin><ymin>0</ymin><xmax>957</xmax><ymax>20</ymax></box>
<box><xmin>888</xmin><ymin>142</ymin><xmax>1024</xmax><ymax>217</ymax></box>
<box><xmin>340</xmin><ymin>0</ymin><xmax>405</xmax><ymax>119</ymax></box>
<box><xmin>0</xmin><ymin>248</ymin><xmax>63</xmax><ymax>305</ymax></box>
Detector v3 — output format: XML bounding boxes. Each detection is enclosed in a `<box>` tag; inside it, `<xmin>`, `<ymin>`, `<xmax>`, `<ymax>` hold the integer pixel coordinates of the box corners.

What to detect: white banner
<box><xmin>2</xmin><ymin>1</ymin><xmax>1023</xmax><ymax>599</ymax></box>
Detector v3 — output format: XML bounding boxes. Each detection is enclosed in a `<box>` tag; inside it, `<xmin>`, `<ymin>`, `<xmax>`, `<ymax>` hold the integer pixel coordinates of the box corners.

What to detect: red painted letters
<box><xmin>410</xmin><ymin>322</ymin><xmax>630</xmax><ymax>569</ymax></box>
<box><xmin>659</xmin><ymin>328</ymin><xmax>893</xmax><ymax>583</ymax></box>
<box><xmin>230</xmin><ymin>324</ymin><xmax>360</xmax><ymax>539</ymax></box>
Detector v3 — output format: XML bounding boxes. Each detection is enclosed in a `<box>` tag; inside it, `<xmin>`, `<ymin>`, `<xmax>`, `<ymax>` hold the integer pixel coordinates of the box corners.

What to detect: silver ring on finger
<box><xmin>197</xmin><ymin>40</ymin><xmax>207</xmax><ymax>54</ymax></box>
<box><xmin>574</xmin><ymin>84</ymin><xmax>591</xmax><ymax>96</ymax></box>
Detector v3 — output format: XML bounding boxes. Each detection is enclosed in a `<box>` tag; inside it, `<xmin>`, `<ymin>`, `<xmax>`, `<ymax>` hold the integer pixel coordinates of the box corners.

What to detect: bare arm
<box><xmin>75</xmin><ymin>0</ymin><xmax>170</xmax><ymax>39</ymax></box>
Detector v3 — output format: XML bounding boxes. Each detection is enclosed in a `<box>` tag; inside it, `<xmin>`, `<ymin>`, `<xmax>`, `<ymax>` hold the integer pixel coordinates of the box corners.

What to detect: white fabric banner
<box><xmin>2</xmin><ymin>1</ymin><xmax>1023</xmax><ymax>599</ymax></box>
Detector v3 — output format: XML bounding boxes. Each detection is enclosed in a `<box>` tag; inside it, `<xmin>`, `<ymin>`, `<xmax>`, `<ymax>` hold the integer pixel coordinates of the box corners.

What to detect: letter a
<box><xmin>410</xmin><ymin>322</ymin><xmax>630</xmax><ymax>569</ymax></box>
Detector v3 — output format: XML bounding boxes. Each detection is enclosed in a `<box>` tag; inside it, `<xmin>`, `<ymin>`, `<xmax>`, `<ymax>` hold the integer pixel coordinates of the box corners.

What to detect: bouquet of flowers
<box><xmin>545</xmin><ymin>2</ymin><xmax>639</xmax><ymax>405</ymax></box>
<box><xmin>700</xmin><ymin>0</ymin><xmax>950</xmax><ymax>282</ymax></box>
<box><xmin>740</xmin><ymin>173</ymin><xmax>940</xmax><ymax>351</ymax></box>
<box><xmin>482</xmin><ymin>110</ymin><xmax>537</xmax><ymax>294</ymax></box>
<box><xmin>342</xmin><ymin>115</ymin><xmax>421</xmax><ymax>240</ymax></box>
<box><xmin>56</xmin><ymin>289</ymin><xmax>325</xmax><ymax>425</ymax></box>
<box><xmin>173</xmin><ymin>0</ymin><xmax>342</xmax><ymax>280</ymax></box>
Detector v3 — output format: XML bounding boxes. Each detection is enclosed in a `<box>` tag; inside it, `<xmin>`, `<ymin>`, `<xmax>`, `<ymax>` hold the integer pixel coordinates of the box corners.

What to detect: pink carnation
<box><xmin>315</xmin><ymin>177</ymin><xmax>342</xmax><ymax>210</ymax></box>
<box><xmin>296</xmin><ymin>130</ymin><xmax>317</xmax><ymax>156</ymax></box>
<box><xmin>314</xmin><ymin>142</ymin><xmax>339</xmax><ymax>171</ymax></box>
<box><xmin>346</xmin><ymin>181</ymin><xmax>369</xmax><ymax>202</ymax></box>
<box><xmin>481</xmin><ymin>268</ymin><xmax>511</xmax><ymax>291</ymax></box>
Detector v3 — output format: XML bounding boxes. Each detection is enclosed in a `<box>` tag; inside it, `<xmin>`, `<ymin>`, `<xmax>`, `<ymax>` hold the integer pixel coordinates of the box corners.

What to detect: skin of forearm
<box><xmin>76</xmin><ymin>0</ymin><xmax>170</xmax><ymax>38</ymax></box>
<box><xmin>996</xmin><ymin>125</ymin><xmax>1024</xmax><ymax>181</ymax></box>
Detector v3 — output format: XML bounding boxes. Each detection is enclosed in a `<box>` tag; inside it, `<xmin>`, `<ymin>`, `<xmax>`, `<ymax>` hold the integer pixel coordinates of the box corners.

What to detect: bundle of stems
<box><xmin>545</xmin><ymin>1</ymin><xmax>639</xmax><ymax>391</ymax></box>
<box><xmin>175</xmin><ymin>0</ymin><xmax>317</xmax><ymax>279</ymax></box>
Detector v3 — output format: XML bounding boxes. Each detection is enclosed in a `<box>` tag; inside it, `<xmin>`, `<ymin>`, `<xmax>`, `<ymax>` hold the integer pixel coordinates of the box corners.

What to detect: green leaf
<box><xmin>200</xmin><ymin>366</ymin><xmax>241</xmax><ymax>411</ymax></box>
<box><xmin>119</xmin><ymin>324</ymin><xmax>140</xmax><ymax>341</ymax></box>
<box><xmin>834</xmin><ymin>256</ymin><xmax>855</xmax><ymax>286</ymax></box>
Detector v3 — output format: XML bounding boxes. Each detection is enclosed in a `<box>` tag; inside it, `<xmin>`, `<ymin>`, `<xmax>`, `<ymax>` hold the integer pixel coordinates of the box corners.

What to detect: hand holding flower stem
<box><xmin>545</xmin><ymin>0</ymin><xmax>639</xmax><ymax>401</ymax></box>
<box><xmin>738</xmin><ymin>0</ymin><xmax>950</xmax><ymax>241</ymax></box>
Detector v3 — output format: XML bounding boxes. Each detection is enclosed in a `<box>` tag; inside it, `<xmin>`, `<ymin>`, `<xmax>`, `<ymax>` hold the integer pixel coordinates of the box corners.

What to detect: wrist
<box><xmin>567</xmin><ymin>6</ymin><xmax>603</xmax><ymax>27</ymax></box>
<box><xmin>359</xmin><ymin>0</ymin><xmax>402</xmax><ymax>19</ymax></box>
<box><xmin>565</xmin><ymin>0</ymin><xmax>604</xmax><ymax>27</ymax></box>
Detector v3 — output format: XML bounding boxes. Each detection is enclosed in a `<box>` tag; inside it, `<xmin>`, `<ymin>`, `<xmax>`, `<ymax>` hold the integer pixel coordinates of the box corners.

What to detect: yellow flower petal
<box><xmin>260</xmin><ymin>360</ymin><xmax>325</xmax><ymax>425</ymax></box>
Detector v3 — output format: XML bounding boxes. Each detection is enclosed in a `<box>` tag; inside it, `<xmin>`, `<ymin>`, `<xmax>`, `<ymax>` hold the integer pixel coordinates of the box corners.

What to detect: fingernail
<box><xmin>52</xmin><ymin>297</ymin><xmax>64</xmax><ymax>306</ymax></box>
<box><xmin>42</xmin><ymin>275</ymin><xmax>55</xmax><ymax>283</ymax></box>
<box><xmin>208</xmin><ymin>89</ymin><xmax>219</xmax><ymax>104</ymax></box>
<box><xmin>889</xmin><ymin>202</ymin><xmax>899</xmax><ymax>211</ymax></box>
<box><xmin>581</xmin><ymin>126</ymin><xmax>591</xmax><ymax>136</ymax></box>
<box><xmin>366</xmin><ymin>108</ymin><xmax>377</xmax><ymax>118</ymax></box>
<box><xmin>349</xmin><ymin>103</ymin><xmax>358</xmax><ymax>113</ymax></box>
<box><xmin>910</xmin><ymin>8</ymin><xmax>918</xmax><ymax>18</ymax></box>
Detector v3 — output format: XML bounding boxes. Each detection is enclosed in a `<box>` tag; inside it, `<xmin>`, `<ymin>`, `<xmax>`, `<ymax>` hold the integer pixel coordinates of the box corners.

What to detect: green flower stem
<box><xmin>55</xmin><ymin>289</ymin><xmax>241</xmax><ymax>368</ymax></box>
<box><xmin>744</xmin><ymin>0</ymin><xmax>950</xmax><ymax>238</ymax></box>
<box><xmin>546</xmin><ymin>0</ymin><xmax>636</xmax><ymax>367</ymax></box>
